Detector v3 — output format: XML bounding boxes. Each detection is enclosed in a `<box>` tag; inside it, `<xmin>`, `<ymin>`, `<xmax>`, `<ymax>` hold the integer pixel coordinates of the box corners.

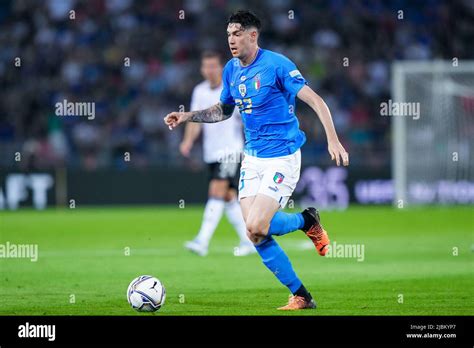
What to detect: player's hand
<box><xmin>179</xmin><ymin>140</ymin><xmax>193</xmax><ymax>157</ymax></box>
<box><xmin>328</xmin><ymin>139</ymin><xmax>349</xmax><ymax>166</ymax></box>
<box><xmin>164</xmin><ymin>112</ymin><xmax>190</xmax><ymax>130</ymax></box>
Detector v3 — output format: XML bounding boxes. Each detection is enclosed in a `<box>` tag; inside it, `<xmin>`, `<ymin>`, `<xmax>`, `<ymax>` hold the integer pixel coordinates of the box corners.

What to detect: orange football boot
<box><xmin>277</xmin><ymin>295</ymin><xmax>316</xmax><ymax>310</ymax></box>
<box><xmin>301</xmin><ymin>208</ymin><xmax>330</xmax><ymax>256</ymax></box>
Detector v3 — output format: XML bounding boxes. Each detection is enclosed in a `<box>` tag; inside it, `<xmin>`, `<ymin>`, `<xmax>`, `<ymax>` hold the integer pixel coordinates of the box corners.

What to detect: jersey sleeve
<box><xmin>219</xmin><ymin>61</ymin><xmax>236</xmax><ymax>106</ymax></box>
<box><xmin>276</xmin><ymin>55</ymin><xmax>308</xmax><ymax>96</ymax></box>
<box><xmin>190</xmin><ymin>86</ymin><xmax>199</xmax><ymax>111</ymax></box>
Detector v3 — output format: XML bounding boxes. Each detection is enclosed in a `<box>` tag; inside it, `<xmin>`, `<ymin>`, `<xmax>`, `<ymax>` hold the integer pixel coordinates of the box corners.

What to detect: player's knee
<box><xmin>246</xmin><ymin>230</ymin><xmax>265</xmax><ymax>245</ymax></box>
<box><xmin>246</xmin><ymin>231</ymin><xmax>259</xmax><ymax>244</ymax></box>
<box><xmin>208</xmin><ymin>180</ymin><xmax>228</xmax><ymax>199</ymax></box>
<box><xmin>224</xmin><ymin>189</ymin><xmax>237</xmax><ymax>202</ymax></box>
<box><xmin>208</xmin><ymin>187</ymin><xmax>225</xmax><ymax>199</ymax></box>
<box><xmin>246</xmin><ymin>219</ymin><xmax>268</xmax><ymax>239</ymax></box>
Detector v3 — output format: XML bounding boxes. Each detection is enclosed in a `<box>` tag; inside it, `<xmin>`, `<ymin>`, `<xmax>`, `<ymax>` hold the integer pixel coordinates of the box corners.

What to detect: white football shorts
<box><xmin>238</xmin><ymin>149</ymin><xmax>301</xmax><ymax>209</ymax></box>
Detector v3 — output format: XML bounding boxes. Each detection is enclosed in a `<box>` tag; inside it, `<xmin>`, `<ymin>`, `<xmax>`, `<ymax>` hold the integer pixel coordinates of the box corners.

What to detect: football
<box><xmin>127</xmin><ymin>275</ymin><xmax>166</xmax><ymax>312</ymax></box>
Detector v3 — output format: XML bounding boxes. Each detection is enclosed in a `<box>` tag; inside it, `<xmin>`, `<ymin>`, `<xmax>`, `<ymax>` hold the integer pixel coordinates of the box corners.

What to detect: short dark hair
<box><xmin>201</xmin><ymin>50</ymin><xmax>223</xmax><ymax>65</ymax></box>
<box><xmin>227</xmin><ymin>10</ymin><xmax>262</xmax><ymax>32</ymax></box>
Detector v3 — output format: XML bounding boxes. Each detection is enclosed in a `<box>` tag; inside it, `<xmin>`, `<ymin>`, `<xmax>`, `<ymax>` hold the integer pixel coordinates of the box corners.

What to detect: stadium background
<box><xmin>0</xmin><ymin>0</ymin><xmax>472</xmax><ymax>208</ymax></box>
<box><xmin>0</xmin><ymin>0</ymin><xmax>472</xmax><ymax>316</ymax></box>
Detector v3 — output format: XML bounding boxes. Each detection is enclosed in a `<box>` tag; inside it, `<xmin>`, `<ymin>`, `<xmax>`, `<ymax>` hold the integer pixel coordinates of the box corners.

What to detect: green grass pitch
<box><xmin>0</xmin><ymin>205</ymin><xmax>472</xmax><ymax>315</ymax></box>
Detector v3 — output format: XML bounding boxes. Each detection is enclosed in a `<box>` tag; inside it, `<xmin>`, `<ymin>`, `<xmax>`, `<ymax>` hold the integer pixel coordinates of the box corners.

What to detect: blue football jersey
<box><xmin>220</xmin><ymin>48</ymin><xmax>307</xmax><ymax>158</ymax></box>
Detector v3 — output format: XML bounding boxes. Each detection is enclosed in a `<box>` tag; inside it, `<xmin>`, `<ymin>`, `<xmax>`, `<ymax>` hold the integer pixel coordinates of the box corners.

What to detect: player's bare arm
<box><xmin>164</xmin><ymin>102</ymin><xmax>234</xmax><ymax>129</ymax></box>
<box><xmin>297</xmin><ymin>85</ymin><xmax>349</xmax><ymax>166</ymax></box>
<box><xmin>180</xmin><ymin>122</ymin><xmax>202</xmax><ymax>157</ymax></box>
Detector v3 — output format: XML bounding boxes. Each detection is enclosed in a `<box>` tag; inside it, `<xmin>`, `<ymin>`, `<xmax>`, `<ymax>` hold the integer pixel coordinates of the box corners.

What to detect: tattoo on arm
<box><xmin>189</xmin><ymin>102</ymin><xmax>234</xmax><ymax>123</ymax></box>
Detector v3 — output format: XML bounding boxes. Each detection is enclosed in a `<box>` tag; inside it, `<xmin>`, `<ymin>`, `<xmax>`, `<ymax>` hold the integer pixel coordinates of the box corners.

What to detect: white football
<box><xmin>127</xmin><ymin>275</ymin><xmax>166</xmax><ymax>312</ymax></box>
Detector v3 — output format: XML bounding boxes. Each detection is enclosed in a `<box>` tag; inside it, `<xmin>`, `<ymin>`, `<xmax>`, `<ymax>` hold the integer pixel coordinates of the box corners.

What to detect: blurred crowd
<box><xmin>0</xmin><ymin>0</ymin><xmax>472</xmax><ymax>171</ymax></box>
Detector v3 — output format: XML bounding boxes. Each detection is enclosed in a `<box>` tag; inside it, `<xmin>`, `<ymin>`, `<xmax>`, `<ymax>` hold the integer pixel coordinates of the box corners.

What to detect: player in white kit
<box><xmin>180</xmin><ymin>51</ymin><xmax>255</xmax><ymax>256</ymax></box>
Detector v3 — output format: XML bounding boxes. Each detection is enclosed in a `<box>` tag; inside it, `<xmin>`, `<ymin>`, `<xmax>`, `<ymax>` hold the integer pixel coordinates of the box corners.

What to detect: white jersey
<box><xmin>190</xmin><ymin>80</ymin><xmax>244</xmax><ymax>163</ymax></box>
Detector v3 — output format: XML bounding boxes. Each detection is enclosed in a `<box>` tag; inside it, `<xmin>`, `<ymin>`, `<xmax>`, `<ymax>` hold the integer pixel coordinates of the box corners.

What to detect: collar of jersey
<box><xmin>239</xmin><ymin>48</ymin><xmax>262</xmax><ymax>69</ymax></box>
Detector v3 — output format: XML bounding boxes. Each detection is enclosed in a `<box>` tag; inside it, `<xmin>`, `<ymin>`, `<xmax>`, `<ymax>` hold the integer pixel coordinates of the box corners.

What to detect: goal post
<box><xmin>391</xmin><ymin>60</ymin><xmax>474</xmax><ymax>206</ymax></box>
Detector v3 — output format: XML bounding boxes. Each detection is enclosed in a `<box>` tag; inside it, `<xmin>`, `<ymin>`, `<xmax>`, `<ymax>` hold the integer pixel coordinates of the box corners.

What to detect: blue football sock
<box><xmin>255</xmin><ymin>236</ymin><xmax>302</xmax><ymax>293</ymax></box>
<box><xmin>267</xmin><ymin>212</ymin><xmax>304</xmax><ymax>236</ymax></box>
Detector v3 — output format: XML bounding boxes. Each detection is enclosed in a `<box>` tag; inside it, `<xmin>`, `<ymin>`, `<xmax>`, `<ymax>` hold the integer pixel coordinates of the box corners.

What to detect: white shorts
<box><xmin>238</xmin><ymin>150</ymin><xmax>301</xmax><ymax>209</ymax></box>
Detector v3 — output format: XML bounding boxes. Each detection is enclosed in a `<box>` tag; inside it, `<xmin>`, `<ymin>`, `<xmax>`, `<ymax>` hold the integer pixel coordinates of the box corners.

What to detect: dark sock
<box><xmin>301</xmin><ymin>211</ymin><xmax>314</xmax><ymax>231</ymax></box>
<box><xmin>293</xmin><ymin>284</ymin><xmax>313</xmax><ymax>302</ymax></box>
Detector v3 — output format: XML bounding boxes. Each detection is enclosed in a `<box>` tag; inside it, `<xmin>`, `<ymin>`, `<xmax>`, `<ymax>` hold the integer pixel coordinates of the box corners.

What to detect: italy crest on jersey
<box><xmin>253</xmin><ymin>74</ymin><xmax>261</xmax><ymax>91</ymax></box>
<box><xmin>238</xmin><ymin>83</ymin><xmax>246</xmax><ymax>97</ymax></box>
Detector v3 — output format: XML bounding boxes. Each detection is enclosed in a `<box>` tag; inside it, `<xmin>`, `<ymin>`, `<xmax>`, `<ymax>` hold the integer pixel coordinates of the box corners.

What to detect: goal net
<box><xmin>392</xmin><ymin>61</ymin><xmax>474</xmax><ymax>205</ymax></box>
